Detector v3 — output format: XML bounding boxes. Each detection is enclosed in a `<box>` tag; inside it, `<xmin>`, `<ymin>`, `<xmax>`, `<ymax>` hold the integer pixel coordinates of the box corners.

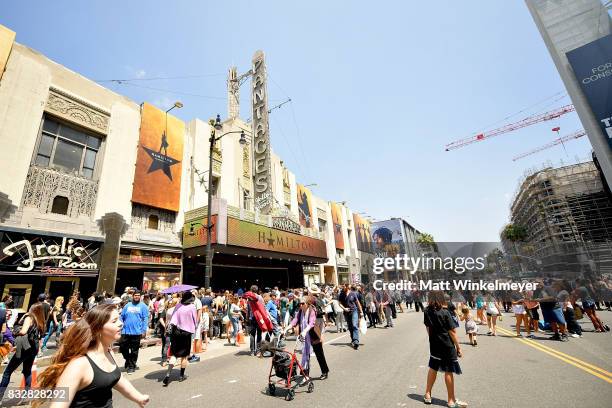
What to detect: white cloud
<box><xmin>135</xmin><ymin>69</ymin><xmax>147</xmax><ymax>79</ymax></box>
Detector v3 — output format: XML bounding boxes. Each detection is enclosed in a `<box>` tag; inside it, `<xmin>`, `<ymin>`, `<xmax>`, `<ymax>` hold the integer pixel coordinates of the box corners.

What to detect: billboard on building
<box><xmin>0</xmin><ymin>25</ymin><xmax>15</xmax><ymax>81</ymax></box>
<box><xmin>567</xmin><ymin>34</ymin><xmax>612</xmax><ymax>152</ymax></box>
<box><xmin>371</xmin><ymin>219</ymin><xmax>404</xmax><ymax>257</ymax></box>
<box><xmin>251</xmin><ymin>50</ymin><xmax>273</xmax><ymax>213</ymax></box>
<box><xmin>330</xmin><ymin>202</ymin><xmax>344</xmax><ymax>250</ymax></box>
<box><xmin>297</xmin><ymin>183</ymin><xmax>314</xmax><ymax>228</ymax></box>
<box><xmin>227</xmin><ymin>217</ymin><xmax>327</xmax><ymax>259</ymax></box>
<box><xmin>353</xmin><ymin>213</ymin><xmax>373</xmax><ymax>253</ymax></box>
<box><xmin>132</xmin><ymin>103</ymin><xmax>184</xmax><ymax>212</ymax></box>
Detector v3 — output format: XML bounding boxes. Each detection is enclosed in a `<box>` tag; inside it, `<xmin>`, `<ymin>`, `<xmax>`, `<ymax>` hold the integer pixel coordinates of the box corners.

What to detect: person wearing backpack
<box><xmin>0</xmin><ymin>303</ymin><xmax>46</xmax><ymax>402</ymax></box>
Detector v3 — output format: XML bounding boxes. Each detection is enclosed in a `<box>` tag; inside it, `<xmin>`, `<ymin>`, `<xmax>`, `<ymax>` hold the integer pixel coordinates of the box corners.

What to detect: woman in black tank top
<box><xmin>35</xmin><ymin>304</ymin><xmax>149</xmax><ymax>408</ymax></box>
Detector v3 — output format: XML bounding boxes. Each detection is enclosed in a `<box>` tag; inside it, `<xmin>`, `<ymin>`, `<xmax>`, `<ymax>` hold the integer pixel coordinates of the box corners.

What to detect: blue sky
<box><xmin>2</xmin><ymin>1</ymin><xmax>590</xmax><ymax>241</ymax></box>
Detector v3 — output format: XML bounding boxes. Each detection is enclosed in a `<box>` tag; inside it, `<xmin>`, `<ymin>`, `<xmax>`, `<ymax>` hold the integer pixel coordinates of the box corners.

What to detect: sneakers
<box><xmin>162</xmin><ymin>376</ymin><xmax>169</xmax><ymax>386</ymax></box>
<box><xmin>527</xmin><ymin>334</ymin><xmax>535</xmax><ymax>339</ymax></box>
<box><xmin>352</xmin><ymin>342</ymin><xmax>359</xmax><ymax>350</ymax></box>
<box><xmin>179</xmin><ymin>375</ymin><xmax>188</xmax><ymax>382</ymax></box>
<box><xmin>319</xmin><ymin>372</ymin><xmax>329</xmax><ymax>380</ymax></box>
<box><xmin>560</xmin><ymin>333</ymin><xmax>569</xmax><ymax>342</ymax></box>
<box><xmin>550</xmin><ymin>333</ymin><xmax>561</xmax><ymax>341</ymax></box>
<box><xmin>188</xmin><ymin>355</ymin><xmax>200</xmax><ymax>363</ymax></box>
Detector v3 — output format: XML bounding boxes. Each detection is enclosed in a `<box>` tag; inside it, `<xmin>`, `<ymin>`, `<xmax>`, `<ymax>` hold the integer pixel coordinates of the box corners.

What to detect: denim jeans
<box><xmin>347</xmin><ymin>309</ymin><xmax>359</xmax><ymax>345</ymax></box>
<box><xmin>41</xmin><ymin>321</ymin><xmax>61</xmax><ymax>350</ymax></box>
<box><xmin>0</xmin><ymin>346</ymin><xmax>37</xmax><ymax>400</ymax></box>
<box><xmin>230</xmin><ymin>317</ymin><xmax>239</xmax><ymax>341</ymax></box>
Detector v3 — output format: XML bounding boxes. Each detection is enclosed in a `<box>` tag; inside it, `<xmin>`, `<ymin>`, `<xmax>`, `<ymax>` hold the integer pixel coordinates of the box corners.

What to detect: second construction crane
<box><xmin>444</xmin><ymin>104</ymin><xmax>576</xmax><ymax>151</ymax></box>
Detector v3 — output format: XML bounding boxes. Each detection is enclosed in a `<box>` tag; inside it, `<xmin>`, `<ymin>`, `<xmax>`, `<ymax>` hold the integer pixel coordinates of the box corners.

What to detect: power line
<box><xmin>110</xmin><ymin>81</ymin><xmax>226</xmax><ymax>100</ymax></box>
<box><xmin>94</xmin><ymin>73</ymin><xmax>225</xmax><ymax>82</ymax></box>
<box><xmin>267</xmin><ymin>73</ymin><xmax>313</xmax><ymax>183</ymax></box>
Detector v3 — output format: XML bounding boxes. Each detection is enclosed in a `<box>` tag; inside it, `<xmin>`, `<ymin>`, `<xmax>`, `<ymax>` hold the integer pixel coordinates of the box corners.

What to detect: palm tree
<box><xmin>502</xmin><ymin>223</ymin><xmax>529</xmax><ymax>275</ymax></box>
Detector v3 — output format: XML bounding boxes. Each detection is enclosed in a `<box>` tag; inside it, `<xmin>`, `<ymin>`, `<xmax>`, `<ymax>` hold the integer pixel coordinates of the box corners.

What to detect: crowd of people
<box><xmin>0</xmin><ymin>275</ymin><xmax>609</xmax><ymax>407</ymax></box>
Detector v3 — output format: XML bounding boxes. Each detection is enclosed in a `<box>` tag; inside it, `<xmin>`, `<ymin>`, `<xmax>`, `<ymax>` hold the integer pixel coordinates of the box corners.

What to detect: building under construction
<box><xmin>506</xmin><ymin>159</ymin><xmax>612</xmax><ymax>279</ymax></box>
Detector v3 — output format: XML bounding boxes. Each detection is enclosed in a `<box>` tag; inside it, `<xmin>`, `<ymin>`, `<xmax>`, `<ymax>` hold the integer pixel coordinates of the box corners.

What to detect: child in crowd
<box><xmin>460</xmin><ymin>307</ymin><xmax>478</xmax><ymax>347</ymax></box>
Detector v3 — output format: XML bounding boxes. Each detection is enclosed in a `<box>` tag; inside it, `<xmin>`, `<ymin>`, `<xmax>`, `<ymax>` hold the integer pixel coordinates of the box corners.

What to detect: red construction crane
<box><xmin>512</xmin><ymin>129</ymin><xmax>587</xmax><ymax>161</ymax></box>
<box><xmin>444</xmin><ymin>104</ymin><xmax>576</xmax><ymax>151</ymax></box>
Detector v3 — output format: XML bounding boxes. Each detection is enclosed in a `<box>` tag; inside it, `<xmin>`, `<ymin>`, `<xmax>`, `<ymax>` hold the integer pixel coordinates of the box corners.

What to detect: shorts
<box><xmin>428</xmin><ymin>356</ymin><xmax>462</xmax><ymax>375</ymax></box>
<box><xmin>541</xmin><ymin>308</ymin><xmax>566</xmax><ymax>325</ymax></box>
<box><xmin>527</xmin><ymin>307</ymin><xmax>540</xmax><ymax>320</ymax></box>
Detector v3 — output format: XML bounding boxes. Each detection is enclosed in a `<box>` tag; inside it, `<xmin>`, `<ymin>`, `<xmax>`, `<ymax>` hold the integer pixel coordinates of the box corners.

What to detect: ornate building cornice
<box><xmin>45</xmin><ymin>87</ymin><xmax>110</xmax><ymax>134</ymax></box>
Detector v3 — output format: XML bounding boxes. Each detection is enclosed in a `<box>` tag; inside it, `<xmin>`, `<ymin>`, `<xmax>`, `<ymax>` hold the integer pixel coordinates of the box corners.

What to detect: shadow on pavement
<box><xmin>407</xmin><ymin>393</ymin><xmax>447</xmax><ymax>407</ymax></box>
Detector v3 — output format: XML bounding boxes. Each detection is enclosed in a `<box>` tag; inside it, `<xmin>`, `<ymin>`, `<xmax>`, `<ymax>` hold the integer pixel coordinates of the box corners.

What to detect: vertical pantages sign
<box><xmin>567</xmin><ymin>34</ymin><xmax>612</xmax><ymax>152</ymax></box>
<box><xmin>132</xmin><ymin>103</ymin><xmax>184</xmax><ymax>211</ymax></box>
<box><xmin>251</xmin><ymin>50</ymin><xmax>273</xmax><ymax>214</ymax></box>
<box><xmin>353</xmin><ymin>213</ymin><xmax>373</xmax><ymax>253</ymax></box>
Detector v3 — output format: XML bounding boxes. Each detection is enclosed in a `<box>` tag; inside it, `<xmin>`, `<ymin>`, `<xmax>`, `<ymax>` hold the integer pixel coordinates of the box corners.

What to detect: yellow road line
<box><xmin>496</xmin><ymin>327</ymin><xmax>612</xmax><ymax>376</ymax></box>
<box><xmin>495</xmin><ymin>327</ymin><xmax>612</xmax><ymax>383</ymax></box>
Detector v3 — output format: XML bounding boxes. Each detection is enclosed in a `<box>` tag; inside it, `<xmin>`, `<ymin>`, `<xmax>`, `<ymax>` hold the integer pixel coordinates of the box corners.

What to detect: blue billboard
<box><xmin>567</xmin><ymin>34</ymin><xmax>612</xmax><ymax>151</ymax></box>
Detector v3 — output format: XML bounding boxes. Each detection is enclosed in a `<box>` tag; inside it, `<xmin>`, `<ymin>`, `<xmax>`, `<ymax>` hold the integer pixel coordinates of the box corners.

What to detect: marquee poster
<box><xmin>330</xmin><ymin>202</ymin><xmax>344</xmax><ymax>250</ymax></box>
<box><xmin>132</xmin><ymin>102</ymin><xmax>185</xmax><ymax>212</ymax></box>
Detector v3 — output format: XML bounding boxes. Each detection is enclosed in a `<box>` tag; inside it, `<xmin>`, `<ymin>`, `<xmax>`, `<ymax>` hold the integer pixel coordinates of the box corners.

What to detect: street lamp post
<box><xmin>204</xmin><ymin>114</ymin><xmax>247</xmax><ymax>289</ymax></box>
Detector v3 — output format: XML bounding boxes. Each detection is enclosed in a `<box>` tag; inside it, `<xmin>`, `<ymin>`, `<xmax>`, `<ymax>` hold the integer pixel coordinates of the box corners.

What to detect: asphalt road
<box><xmin>115</xmin><ymin>310</ymin><xmax>612</xmax><ymax>408</ymax></box>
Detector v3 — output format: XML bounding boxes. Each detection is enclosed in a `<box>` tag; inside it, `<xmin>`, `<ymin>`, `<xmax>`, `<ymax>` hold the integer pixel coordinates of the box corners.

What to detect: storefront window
<box><xmin>2</xmin><ymin>284</ymin><xmax>32</xmax><ymax>313</ymax></box>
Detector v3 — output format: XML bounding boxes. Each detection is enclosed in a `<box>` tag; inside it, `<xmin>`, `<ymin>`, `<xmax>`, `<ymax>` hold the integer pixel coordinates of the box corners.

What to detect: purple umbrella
<box><xmin>161</xmin><ymin>284</ymin><xmax>198</xmax><ymax>294</ymax></box>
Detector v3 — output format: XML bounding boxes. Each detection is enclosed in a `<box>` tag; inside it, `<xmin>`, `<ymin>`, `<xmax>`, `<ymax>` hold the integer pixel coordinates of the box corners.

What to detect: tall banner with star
<box><xmin>297</xmin><ymin>183</ymin><xmax>314</xmax><ymax>228</ymax></box>
<box><xmin>330</xmin><ymin>202</ymin><xmax>344</xmax><ymax>250</ymax></box>
<box><xmin>132</xmin><ymin>103</ymin><xmax>184</xmax><ymax>212</ymax></box>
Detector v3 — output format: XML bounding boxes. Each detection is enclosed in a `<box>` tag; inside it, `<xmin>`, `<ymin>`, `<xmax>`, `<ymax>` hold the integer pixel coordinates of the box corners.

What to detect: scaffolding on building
<box><xmin>507</xmin><ymin>157</ymin><xmax>612</xmax><ymax>279</ymax></box>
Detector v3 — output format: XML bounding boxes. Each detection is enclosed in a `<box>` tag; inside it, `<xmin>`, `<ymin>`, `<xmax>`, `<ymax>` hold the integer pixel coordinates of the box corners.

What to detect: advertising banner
<box><xmin>297</xmin><ymin>183</ymin><xmax>314</xmax><ymax>228</ymax></box>
<box><xmin>227</xmin><ymin>217</ymin><xmax>327</xmax><ymax>259</ymax></box>
<box><xmin>353</xmin><ymin>213</ymin><xmax>373</xmax><ymax>253</ymax></box>
<box><xmin>330</xmin><ymin>202</ymin><xmax>344</xmax><ymax>250</ymax></box>
<box><xmin>132</xmin><ymin>102</ymin><xmax>185</xmax><ymax>211</ymax></box>
<box><xmin>567</xmin><ymin>34</ymin><xmax>612</xmax><ymax>151</ymax></box>
<box><xmin>371</xmin><ymin>219</ymin><xmax>403</xmax><ymax>257</ymax></box>
<box><xmin>0</xmin><ymin>231</ymin><xmax>101</xmax><ymax>277</ymax></box>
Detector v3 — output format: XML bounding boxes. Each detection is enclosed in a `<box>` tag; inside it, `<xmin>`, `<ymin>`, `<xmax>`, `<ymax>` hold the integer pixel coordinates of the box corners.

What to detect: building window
<box><xmin>35</xmin><ymin>116</ymin><xmax>102</xmax><ymax>179</ymax></box>
<box><xmin>210</xmin><ymin>177</ymin><xmax>219</xmax><ymax>197</ymax></box>
<box><xmin>148</xmin><ymin>215</ymin><xmax>159</xmax><ymax>230</ymax></box>
<box><xmin>243</xmin><ymin>190</ymin><xmax>250</xmax><ymax>210</ymax></box>
<box><xmin>51</xmin><ymin>196</ymin><xmax>69</xmax><ymax>215</ymax></box>
<box><xmin>318</xmin><ymin>219</ymin><xmax>327</xmax><ymax>234</ymax></box>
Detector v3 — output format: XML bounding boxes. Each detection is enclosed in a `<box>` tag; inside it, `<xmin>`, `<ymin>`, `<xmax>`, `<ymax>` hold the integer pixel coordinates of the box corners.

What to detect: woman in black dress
<box><xmin>423</xmin><ymin>291</ymin><xmax>467</xmax><ymax>408</ymax></box>
<box><xmin>35</xmin><ymin>304</ymin><xmax>149</xmax><ymax>408</ymax></box>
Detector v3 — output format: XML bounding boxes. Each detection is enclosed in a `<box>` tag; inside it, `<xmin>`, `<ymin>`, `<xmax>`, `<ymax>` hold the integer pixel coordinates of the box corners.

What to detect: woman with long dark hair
<box><xmin>0</xmin><ymin>303</ymin><xmax>46</xmax><ymax>402</ymax></box>
<box><xmin>34</xmin><ymin>304</ymin><xmax>149</xmax><ymax>407</ymax></box>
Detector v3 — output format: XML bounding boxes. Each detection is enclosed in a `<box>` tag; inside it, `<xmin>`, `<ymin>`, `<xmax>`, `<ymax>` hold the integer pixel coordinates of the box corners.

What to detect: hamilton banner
<box><xmin>227</xmin><ymin>217</ymin><xmax>327</xmax><ymax>259</ymax></box>
<box><xmin>132</xmin><ymin>102</ymin><xmax>185</xmax><ymax>211</ymax></box>
<box><xmin>330</xmin><ymin>202</ymin><xmax>344</xmax><ymax>250</ymax></box>
<box><xmin>353</xmin><ymin>212</ymin><xmax>373</xmax><ymax>253</ymax></box>
<box><xmin>297</xmin><ymin>183</ymin><xmax>314</xmax><ymax>228</ymax></box>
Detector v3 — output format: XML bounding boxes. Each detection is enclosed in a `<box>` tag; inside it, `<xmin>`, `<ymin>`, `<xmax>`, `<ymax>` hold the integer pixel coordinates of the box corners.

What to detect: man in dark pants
<box><xmin>246</xmin><ymin>285</ymin><xmax>263</xmax><ymax>356</ymax></box>
<box><xmin>120</xmin><ymin>291</ymin><xmax>148</xmax><ymax>374</ymax></box>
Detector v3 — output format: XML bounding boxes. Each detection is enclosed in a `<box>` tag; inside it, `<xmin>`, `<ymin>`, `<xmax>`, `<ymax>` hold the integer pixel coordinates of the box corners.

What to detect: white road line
<box><xmin>190</xmin><ymin>394</ymin><xmax>202</xmax><ymax>399</ymax></box>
